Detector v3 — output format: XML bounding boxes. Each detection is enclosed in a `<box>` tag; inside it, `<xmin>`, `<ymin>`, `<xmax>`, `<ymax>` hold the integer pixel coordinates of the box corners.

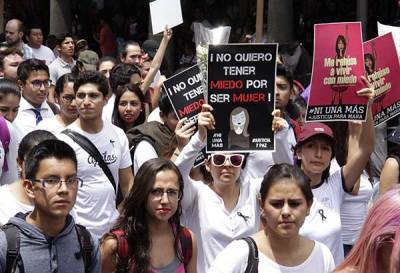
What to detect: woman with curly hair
<box><xmin>101</xmin><ymin>158</ymin><xmax>197</xmax><ymax>273</ymax></box>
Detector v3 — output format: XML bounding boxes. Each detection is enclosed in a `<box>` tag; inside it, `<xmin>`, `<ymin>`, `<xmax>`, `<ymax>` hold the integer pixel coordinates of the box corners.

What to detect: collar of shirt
<box><xmin>57</xmin><ymin>57</ymin><xmax>75</xmax><ymax>68</ymax></box>
<box><xmin>19</xmin><ymin>96</ymin><xmax>51</xmax><ymax>112</ymax></box>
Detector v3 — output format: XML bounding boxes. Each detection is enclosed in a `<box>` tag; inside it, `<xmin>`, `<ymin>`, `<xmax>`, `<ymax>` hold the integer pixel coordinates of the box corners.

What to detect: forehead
<box><xmin>302</xmin><ymin>135</ymin><xmax>332</xmax><ymax>146</ymax></box>
<box><xmin>153</xmin><ymin>170</ymin><xmax>179</xmax><ymax>187</ymax></box>
<box><xmin>5</xmin><ymin>21</ymin><xmax>19</xmax><ymax>32</ymax></box>
<box><xmin>266</xmin><ymin>178</ymin><xmax>306</xmax><ymax>199</ymax></box>
<box><xmin>27</xmin><ymin>70</ymin><xmax>49</xmax><ymax>79</ymax></box>
<box><xmin>76</xmin><ymin>83</ymin><xmax>102</xmax><ymax>94</ymax></box>
<box><xmin>61</xmin><ymin>37</ymin><xmax>74</xmax><ymax>44</ymax></box>
<box><xmin>36</xmin><ymin>157</ymin><xmax>77</xmax><ymax>176</ymax></box>
<box><xmin>98</xmin><ymin>61</ymin><xmax>115</xmax><ymax>70</ymax></box>
<box><xmin>126</xmin><ymin>44</ymin><xmax>141</xmax><ymax>55</ymax></box>
<box><xmin>120</xmin><ymin>90</ymin><xmax>140</xmax><ymax>100</ymax></box>
<box><xmin>30</xmin><ymin>28</ymin><xmax>43</xmax><ymax>35</ymax></box>
<box><xmin>276</xmin><ymin>75</ymin><xmax>289</xmax><ymax>85</ymax></box>
<box><xmin>4</xmin><ymin>53</ymin><xmax>23</xmax><ymax>63</ymax></box>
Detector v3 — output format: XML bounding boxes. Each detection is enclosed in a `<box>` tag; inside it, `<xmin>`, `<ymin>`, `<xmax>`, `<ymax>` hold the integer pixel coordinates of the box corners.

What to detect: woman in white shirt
<box><xmin>208</xmin><ymin>163</ymin><xmax>335</xmax><ymax>273</ymax></box>
<box><xmin>175</xmin><ymin>105</ymin><xmax>292</xmax><ymax>273</ymax></box>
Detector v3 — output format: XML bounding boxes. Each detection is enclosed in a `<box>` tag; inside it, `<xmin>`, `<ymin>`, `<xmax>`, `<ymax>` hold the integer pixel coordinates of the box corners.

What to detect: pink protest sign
<box><xmin>364</xmin><ymin>33</ymin><xmax>400</xmax><ymax>126</ymax></box>
<box><xmin>306</xmin><ymin>22</ymin><xmax>367</xmax><ymax>122</ymax></box>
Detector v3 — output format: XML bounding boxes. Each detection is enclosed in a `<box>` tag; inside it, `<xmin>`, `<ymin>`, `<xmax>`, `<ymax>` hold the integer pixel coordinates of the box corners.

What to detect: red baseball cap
<box><xmin>297</xmin><ymin>122</ymin><xmax>335</xmax><ymax>145</ymax></box>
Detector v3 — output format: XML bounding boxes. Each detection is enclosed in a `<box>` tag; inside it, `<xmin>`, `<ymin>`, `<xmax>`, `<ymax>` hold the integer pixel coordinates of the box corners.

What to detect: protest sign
<box><xmin>207</xmin><ymin>44</ymin><xmax>277</xmax><ymax>152</ymax></box>
<box><xmin>364</xmin><ymin>33</ymin><xmax>400</xmax><ymax>126</ymax></box>
<box><xmin>306</xmin><ymin>22</ymin><xmax>367</xmax><ymax>122</ymax></box>
<box><xmin>163</xmin><ymin>64</ymin><xmax>204</xmax><ymax>123</ymax></box>
<box><xmin>163</xmin><ymin>64</ymin><xmax>206</xmax><ymax>167</ymax></box>
<box><xmin>377</xmin><ymin>22</ymin><xmax>400</xmax><ymax>59</ymax></box>
<box><xmin>149</xmin><ymin>0</ymin><xmax>183</xmax><ymax>34</ymax></box>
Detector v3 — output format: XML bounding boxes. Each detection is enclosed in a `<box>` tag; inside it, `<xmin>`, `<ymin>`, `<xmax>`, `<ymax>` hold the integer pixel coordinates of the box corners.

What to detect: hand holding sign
<box><xmin>175</xmin><ymin>118</ymin><xmax>196</xmax><ymax>151</ymax></box>
<box><xmin>198</xmin><ymin>104</ymin><xmax>215</xmax><ymax>142</ymax></box>
<box><xmin>357</xmin><ymin>76</ymin><xmax>376</xmax><ymax>104</ymax></box>
<box><xmin>271</xmin><ymin>110</ymin><xmax>286</xmax><ymax>133</ymax></box>
<box><xmin>164</xmin><ymin>26</ymin><xmax>173</xmax><ymax>41</ymax></box>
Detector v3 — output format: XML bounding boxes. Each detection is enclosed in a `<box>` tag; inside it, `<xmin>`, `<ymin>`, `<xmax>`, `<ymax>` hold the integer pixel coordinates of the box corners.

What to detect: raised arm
<box><xmin>342</xmin><ymin>77</ymin><xmax>375</xmax><ymax>191</ymax></box>
<box><xmin>140</xmin><ymin>27</ymin><xmax>173</xmax><ymax>95</ymax></box>
<box><xmin>380</xmin><ymin>157</ymin><xmax>400</xmax><ymax>195</ymax></box>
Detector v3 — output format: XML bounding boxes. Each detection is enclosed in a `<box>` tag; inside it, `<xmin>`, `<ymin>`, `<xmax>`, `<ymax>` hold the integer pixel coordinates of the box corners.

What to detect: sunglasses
<box><xmin>211</xmin><ymin>154</ymin><xmax>245</xmax><ymax>167</ymax></box>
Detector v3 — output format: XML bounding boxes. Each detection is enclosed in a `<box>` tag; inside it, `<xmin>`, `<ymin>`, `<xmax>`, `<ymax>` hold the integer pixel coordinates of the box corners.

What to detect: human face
<box><xmin>2</xmin><ymin>53</ymin><xmax>23</xmax><ymax>80</ymax></box>
<box><xmin>98</xmin><ymin>60</ymin><xmax>115</xmax><ymax>79</ymax></box>
<box><xmin>118</xmin><ymin>90</ymin><xmax>142</xmax><ymax>128</ymax></box>
<box><xmin>75</xmin><ymin>83</ymin><xmax>107</xmax><ymax>121</ymax></box>
<box><xmin>296</xmin><ymin>107</ymin><xmax>306</xmax><ymax>128</ymax></box>
<box><xmin>57</xmin><ymin>37</ymin><xmax>75</xmax><ymax>59</ymax></box>
<box><xmin>122</xmin><ymin>44</ymin><xmax>141</xmax><ymax>65</ymax></box>
<box><xmin>0</xmin><ymin>93</ymin><xmax>20</xmax><ymax>122</ymax></box>
<box><xmin>5</xmin><ymin>21</ymin><xmax>22</xmax><ymax>46</ymax></box>
<box><xmin>296</xmin><ymin>136</ymin><xmax>332</xmax><ymax>177</ymax></box>
<box><xmin>20</xmin><ymin>70</ymin><xmax>50</xmax><ymax>108</ymax></box>
<box><xmin>146</xmin><ymin>170</ymin><xmax>181</xmax><ymax>223</ymax></box>
<box><xmin>56</xmin><ymin>82</ymin><xmax>78</xmax><ymax>121</ymax></box>
<box><xmin>207</xmin><ymin>153</ymin><xmax>242</xmax><ymax>186</ymax></box>
<box><xmin>160</xmin><ymin>111</ymin><xmax>179</xmax><ymax>132</ymax></box>
<box><xmin>275</xmin><ymin>75</ymin><xmax>291</xmax><ymax>110</ymax></box>
<box><xmin>262</xmin><ymin>179</ymin><xmax>310</xmax><ymax>238</ymax></box>
<box><xmin>140</xmin><ymin>60</ymin><xmax>151</xmax><ymax>78</ymax></box>
<box><xmin>28</xmin><ymin>28</ymin><xmax>43</xmax><ymax>48</ymax></box>
<box><xmin>26</xmin><ymin>157</ymin><xmax>78</xmax><ymax>219</ymax></box>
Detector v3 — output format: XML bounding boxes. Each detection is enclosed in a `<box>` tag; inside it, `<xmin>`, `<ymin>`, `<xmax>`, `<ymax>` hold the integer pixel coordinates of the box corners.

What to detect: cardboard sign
<box><xmin>306</xmin><ymin>22</ymin><xmax>367</xmax><ymax>122</ymax></box>
<box><xmin>163</xmin><ymin>64</ymin><xmax>204</xmax><ymax>123</ymax></box>
<box><xmin>377</xmin><ymin>22</ymin><xmax>400</xmax><ymax>59</ymax></box>
<box><xmin>364</xmin><ymin>33</ymin><xmax>400</xmax><ymax>126</ymax></box>
<box><xmin>207</xmin><ymin>44</ymin><xmax>277</xmax><ymax>152</ymax></box>
<box><xmin>163</xmin><ymin>64</ymin><xmax>206</xmax><ymax>167</ymax></box>
<box><xmin>149</xmin><ymin>0</ymin><xmax>183</xmax><ymax>34</ymax></box>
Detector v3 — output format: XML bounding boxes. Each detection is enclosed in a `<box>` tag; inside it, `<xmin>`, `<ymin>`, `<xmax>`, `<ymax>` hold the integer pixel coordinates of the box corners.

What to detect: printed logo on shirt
<box><xmin>87</xmin><ymin>151</ymin><xmax>117</xmax><ymax>167</ymax></box>
<box><xmin>320</xmin><ymin>197</ymin><xmax>333</xmax><ymax>209</ymax></box>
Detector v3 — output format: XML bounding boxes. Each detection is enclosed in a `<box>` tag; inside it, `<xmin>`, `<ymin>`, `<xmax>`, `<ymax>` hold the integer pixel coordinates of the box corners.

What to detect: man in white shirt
<box><xmin>58</xmin><ymin>71</ymin><xmax>134</xmax><ymax>237</ymax></box>
<box><xmin>14</xmin><ymin>59</ymin><xmax>55</xmax><ymax>137</ymax></box>
<box><xmin>48</xmin><ymin>33</ymin><xmax>75</xmax><ymax>103</ymax></box>
<box><xmin>26</xmin><ymin>26</ymin><xmax>56</xmax><ymax>65</ymax></box>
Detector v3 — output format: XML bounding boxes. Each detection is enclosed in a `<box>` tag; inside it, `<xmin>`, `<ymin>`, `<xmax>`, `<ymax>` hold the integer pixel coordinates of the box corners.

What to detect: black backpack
<box><xmin>1</xmin><ymin>223</ymin><xmax>93</xmax><ymax>273</ymax></box>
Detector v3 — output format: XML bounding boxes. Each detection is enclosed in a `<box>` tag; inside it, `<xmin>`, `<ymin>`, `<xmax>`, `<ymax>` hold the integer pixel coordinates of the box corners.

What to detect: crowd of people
<box><xmin>0</xmin><ymin>14</ymin><xmax>398</xmax><ymax>273</ymax></box>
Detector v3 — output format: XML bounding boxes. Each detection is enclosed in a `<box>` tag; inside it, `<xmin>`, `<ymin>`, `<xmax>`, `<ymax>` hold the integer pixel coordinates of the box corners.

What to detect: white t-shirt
<box><xmin>242</xmin><ymin>120</ymin><xmax>294</xmax><ymax>179</ymax></box>
<box><xmin>58</xmin><ymin>120</ymin><xmax>132</xmax><ymax>238</ymax></box>
<box><xmin>133</xmin><ymin>140</ymin><xmax>158</xmax><ymax>175</ymax></box>
<box><xmin>0</xmin><ymin>185</ymin><xmax>33</xmax><ymax>225</ymax></box>
<box><xmin>341</xmin><ymin>172</ymin><xmax>374</xmax><ymax>245</ymax></box>
<box><xmin>208</xmin><ymin>239</ymin><xmax>335</xmax><ymax>273</ymax></box>
<box><xmin>30</xmin><ymin>45</ymin><xmax>56</xmax><ymax>65</ymax></box>
<box><xmin>0</xmin><ymin>120</ymin><xmax>22</xmax><ymax>185</ymax></box>
<box><xmin>36</xmin><ymin>115</ymin><xmax>67</xmax><ymax>135</ymax></box>
<box><xmin>175</xmin><ymin>133</ymin><xmax>262</xmax><ymax>273</ymax></box>
<box><xmin>102</xmin><ymin>94</ymin><xmax>115</xmax><ymax>122</ymax></box>
<box><xmin>299</xmin><ymin>170</ymin><xmax>345</xmax><ymax>266</ymax></box>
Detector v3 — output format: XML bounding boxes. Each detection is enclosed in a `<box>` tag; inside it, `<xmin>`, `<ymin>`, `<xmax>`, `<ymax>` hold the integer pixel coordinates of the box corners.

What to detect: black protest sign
<box><xmin>163</xmin><ymin>64</ymin><xmax>204</xmax><ymax>123</ymax></box>
<box><xmin>207</xmin><ymin>44</ymin><xmax>277</xmax><ymax>152</ymax></box>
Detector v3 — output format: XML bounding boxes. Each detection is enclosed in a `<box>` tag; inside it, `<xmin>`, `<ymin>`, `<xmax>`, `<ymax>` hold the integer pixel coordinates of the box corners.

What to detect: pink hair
<box><xmin>335</xmin><ymin>186</ymin><xmax>400</xmax><ymax>273</ymax></box>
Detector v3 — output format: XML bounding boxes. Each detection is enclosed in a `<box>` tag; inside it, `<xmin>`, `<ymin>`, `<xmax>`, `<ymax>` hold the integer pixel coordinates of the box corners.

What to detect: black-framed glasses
<box><xmin>60</xmin><ymin>95</ymin><xmax>75</xmax><ymax>104</ymax></box>
<box><xmin>211</xmin><ymin>154</ymin><xmax>245</xmax><ymax>167</ymax></box>
<box><xmin>28</xmin><ymin>80</ymin><xmax>51</xmax><ymax>89</ymax></box>
<box><xmin>149</xmin><ymin>188</ymin><xmax>182</xmax><ymax>201</ymax></box>
<box><xmin>30</xmin><ymin>177</ymin><xmax>83</xmax><ymax>189</ymax></box>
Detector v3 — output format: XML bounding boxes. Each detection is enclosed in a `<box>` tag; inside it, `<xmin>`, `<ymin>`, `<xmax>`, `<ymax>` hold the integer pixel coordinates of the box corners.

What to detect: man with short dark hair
<box><xmin>48</xmin><ymin>33</ymin><xmax>75</xmax><ymax>85</ymax></box>
<box><xmin>119</xmin><ymin>41</ymin><xmax>141</xmax><ymax>65</ymax></box>
<box><xmin>0</xmin><ymin>139</ymin><xmax>100</xmax><ymax>273</ymax></box>
<box><xmin>58</xmin><ymin>71</ymin><xmax>134</xmax><ymax>237</ymax></box>
<box><xmin>4</xmin><ymin>19</ymin><xmax>33</xmax><ymax>60</ymax></box>
<box><xmin>26</xmin><ymin>26</ymin><xmax>56</xmax><ymax>65</ymax></box>
<box><xmin>0</xmin><ymin>46</ymin><xmax>23</xmax><ymax>80</ymax></box>
<box><xmin>14</xmin><ymin>59</ymin><xmax>55</xmax><ymax>136</ymax></box>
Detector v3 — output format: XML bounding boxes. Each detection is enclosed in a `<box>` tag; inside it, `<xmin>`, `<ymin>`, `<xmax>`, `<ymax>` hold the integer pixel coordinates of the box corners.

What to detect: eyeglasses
<box><xmin>28</xmin><ymin>80</ymin><xmax>51</xmax><ymax>89</ymax></box>
<box><xmin>211</xmin><ymin>154</ymin><xmax>245</xmax><ymax>167</ymax></box>
<box><xmin>60</xmin><ymin>95</ymin><xmax>75</xmax><ymax>104</ymax></box>
<box><xmin>30</xmin><ymin>177</ymin><xmax>83</xmax><ymax>189</ymax></box>
<box><xmin>150</xmin><ymin>188</ymin><xmax>182</xmax><ymax>201</ymax></box>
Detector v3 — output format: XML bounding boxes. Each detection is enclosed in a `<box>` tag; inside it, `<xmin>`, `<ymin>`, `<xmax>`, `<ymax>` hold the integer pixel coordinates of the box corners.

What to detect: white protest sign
<box><xmin>150</xmin><ymin>0</ymin><xmax>183</xmax><ymax>34</ymax></box>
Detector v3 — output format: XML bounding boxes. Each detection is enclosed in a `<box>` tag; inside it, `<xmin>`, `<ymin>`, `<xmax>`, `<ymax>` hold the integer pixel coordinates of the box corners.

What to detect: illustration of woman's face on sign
<box><xmin>230</xmin><ymin>107</ymin><xmax>250</xmax><ymax>136</ymax></box>
<box><xmin>364</xmin><ymin>53</ymin><xmax>375</xmax><ymax>74</ymax></box>
<box><xmin>335</xmin><ymin>35</ymin><xmax>347</xmax><ymax>57</ymax></box>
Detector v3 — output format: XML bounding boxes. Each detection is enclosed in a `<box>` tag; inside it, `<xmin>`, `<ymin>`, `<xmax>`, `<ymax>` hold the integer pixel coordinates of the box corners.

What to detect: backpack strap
<box><xmin>0</xmin><ymin>116</ymin><xmax>10</xmax><ymax>172</ymax></box>
<box><xmin>242</xmin><ymin>237</ymin><xmax>258</xmax><ymax>273</ymax></box>
<box><xmin>1</xmin><ymin>223</ymin><xmax>25</xmax><ymax>273</ymax></box>
<box><xmin>112</xmin><ymin>229</ymin><xmax>130</xmax><ymax>273</ymax></box>
<box><xmin>47</xmin><ymin>101</ymin><xmax>60</xmax><ymax>115</ymax></box>
<box><xmin>178</xmin><ymin>226</ymin><xmax>192</xmax><ymax>267</ymax></box>
<box><xmin>62</xmin><ymin>129</ymin><xmax>123</xmax><ymax>205</ymax></box>
<box><xmin>75</xmin><ymin>224</ymin><xmax>93</xmax><ymax>273</ymax></box>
